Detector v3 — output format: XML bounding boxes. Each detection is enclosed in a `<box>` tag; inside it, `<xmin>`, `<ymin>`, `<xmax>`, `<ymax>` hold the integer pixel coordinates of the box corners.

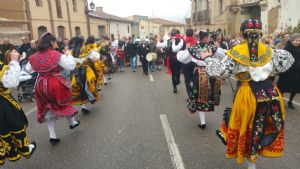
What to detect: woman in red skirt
<box><xmin>27</xmin><ymin>32</ymin><xmax>80</xmax><ymax>145</ymax></box>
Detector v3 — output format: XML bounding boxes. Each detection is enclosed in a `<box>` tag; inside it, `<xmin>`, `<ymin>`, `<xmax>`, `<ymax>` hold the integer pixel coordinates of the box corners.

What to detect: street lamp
<box><xmin>86</xmin><ymin>0</ymin><xmax>96</xmax><ymax>36</ymax></box>
<box><xmin>89</xmin><ymin>1</ymin><xmax>95</xmax><ymax>11</ymax></box>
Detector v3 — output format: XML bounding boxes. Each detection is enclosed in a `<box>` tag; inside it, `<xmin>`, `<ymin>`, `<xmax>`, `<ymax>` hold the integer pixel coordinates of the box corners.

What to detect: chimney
<box><xmin>96</xmin><ymin>7</ymin><xmax>103</xmax><ymax>13</ymax></box>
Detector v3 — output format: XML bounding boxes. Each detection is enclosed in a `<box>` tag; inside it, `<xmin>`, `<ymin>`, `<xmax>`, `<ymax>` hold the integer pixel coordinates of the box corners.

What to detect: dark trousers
<box><xmin>182</xmin><ymin>63</ymin><xmax>195</xmax><ymax>95</ymax></box>
<box><xmin>141</xmin><ymin>57</ymin><xmax>148</xmax><ymax>75</ymax></box>
<box><xmin>169</xmin><ymin>57</ymin><xmax>181</xmax><ymax>89</ymax></box>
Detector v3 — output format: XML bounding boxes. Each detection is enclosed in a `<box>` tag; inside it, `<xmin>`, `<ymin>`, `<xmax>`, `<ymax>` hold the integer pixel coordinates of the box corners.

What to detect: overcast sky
<box><xmin>88</xmin><ymin>0</ymin><xmax>191</xmax><ymax>23</ymax></box>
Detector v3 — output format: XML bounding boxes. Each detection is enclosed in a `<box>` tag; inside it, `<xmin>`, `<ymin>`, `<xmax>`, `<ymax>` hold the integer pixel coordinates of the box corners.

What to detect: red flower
<box><xmin>255</xmin><ymin>22</ymin><xmax>261</xmax><ymax>29</ymax></box>
<box><xmin>251</xmin><ymin>48</ymin><xmax>257</xmax><ymax>53</ymax></box>
<box><xmin>248</xmin><ymin>21</ymin><xmax>253</xmax><ymax>28</ymax></box>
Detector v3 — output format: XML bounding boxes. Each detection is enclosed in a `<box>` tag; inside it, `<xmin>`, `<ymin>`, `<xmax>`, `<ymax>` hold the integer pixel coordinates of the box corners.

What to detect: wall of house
<box><xmin>109</xmin><ymin>21</ymin><xmax>132</xmax><ymax>38</ymax></box>
<box><xmin>89</xmin><ymin>17</ymin><xmax>108</xmax><ymax>38</ymax></box>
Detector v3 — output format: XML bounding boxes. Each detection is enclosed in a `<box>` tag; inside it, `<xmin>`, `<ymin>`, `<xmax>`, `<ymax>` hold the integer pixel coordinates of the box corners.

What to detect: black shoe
<box><xmin>82</xmin><ymin>108</ymin><xmax>90</xmax><ymax>115</ymax></box>
<box><xmin>288</xmin><ymin>101</ymin><xmax>295</xmax><ymax>109</ymax></box>
<box><xmin>29</xmin><ymin>142</ymin><xmax>37</xmax><ymax>156</ymax></box>
<box><xmin>69</xmin><ymin>121</ymin><xmax>80</xmax><ymax>130</ymax></box>
<box><xmin>173</xmin><ymin>88</ymin><xmax>177</xmax><ymax>93</ymax></box>
<box><xmin>216</xmin><ymin>130</ymin><xmax>227</xmax><ymax>145</ymax></box>
<box><xmin>198</xmin><ymin>124</ymin><xmax>206</xmax><ymax>129</ymax></box>
<box><xmin>90</xmin><ymin>99</ymin><xmax>96</xmax><ymax>104</ymax></box>
<box><xmin>104</xmin><ymin>83</ymin><xmax>108</xmax><ymax>85</ymax></box>
<box><xmin>108</xmin><ymin>77</ymin><xmax>112</xmax><ymax>80</ymax></box>
<box><xmin>50</xmin><ymin>138</ymin><xmax>60</xmax><ymax>145</ymax></box>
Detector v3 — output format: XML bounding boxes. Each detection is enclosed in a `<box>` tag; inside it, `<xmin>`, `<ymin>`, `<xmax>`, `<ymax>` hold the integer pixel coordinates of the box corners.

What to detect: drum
<box><xmin>146</xmin><ymin>53</ymin><xmax>157</xmax><ymax>62</ymax></box>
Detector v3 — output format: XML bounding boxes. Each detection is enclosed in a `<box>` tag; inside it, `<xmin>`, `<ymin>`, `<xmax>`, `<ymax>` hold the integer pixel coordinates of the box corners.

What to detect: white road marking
<box><xmin>283</xmin><ymin>98</ymin><xmax>300</xmax><ymax>106</ymax></box>
<box><xmin>230</xmin><ymin>77</ymin><xmax>300</xmax><ymax>106</ymax></box>
<box><xmin>149</xmin><ymin>74</ymin><xmax>154</xmax><ymax>82</ymax></box>
<box><xmin>25</xmin><ymin>106</ymin><xmax>37</xmax><ymax>116</ymax></box>
<box><xmin>160</xmin><ymin>114</ymin><xmax>185</xmax><ymax>169</ymax></box>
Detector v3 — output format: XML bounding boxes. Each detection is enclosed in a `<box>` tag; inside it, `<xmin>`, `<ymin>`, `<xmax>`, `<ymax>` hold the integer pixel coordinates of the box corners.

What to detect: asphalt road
<box><xmin>3</xmin><ymin>67</ymin><xmax>300</xmax><ymax>169</ymax></box>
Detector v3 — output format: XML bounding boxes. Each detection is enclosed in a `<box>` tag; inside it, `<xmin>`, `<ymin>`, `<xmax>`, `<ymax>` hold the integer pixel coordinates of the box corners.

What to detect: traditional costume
<box><xmin>71</xmin><ymin>42</ymin><xmax>104</xmax><ymax>114</ymax></box>
<box><xmin>179</xmin><ymin>19</ymin><xmax>295</xmax><ymax>168</ymax></box>
<box><xmin>177</xmin><ymin>31</ymin><xmax>221</xmax><ymax>129</ymax></box>
<box><xmin>0</xmin><ymin>60</ymin><xmax>36</xmax><ymax>165</ymax></box>
<box><xmin>27</xmin><ymin>32</ymin><xmax>79</xmax><ymax>145</ymax></box>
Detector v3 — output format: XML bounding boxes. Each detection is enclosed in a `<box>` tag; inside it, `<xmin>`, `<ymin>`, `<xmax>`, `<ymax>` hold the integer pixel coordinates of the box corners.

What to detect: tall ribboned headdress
<box><xmin>240</xmin><ymin>19</ymin><xmax>262</xmax><ymax>62</ymax></box>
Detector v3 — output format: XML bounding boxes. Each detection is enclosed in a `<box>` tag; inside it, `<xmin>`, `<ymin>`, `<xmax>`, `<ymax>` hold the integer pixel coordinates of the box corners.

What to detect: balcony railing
<box><xmin>231</xmin><ymin>0</ymin><xmax>260</xmax><ymax>6</ymax></box>
<box><xmin>192</xmin><ymin>10</ymin><xmax>210</xmax><ymax>24</ymax></box>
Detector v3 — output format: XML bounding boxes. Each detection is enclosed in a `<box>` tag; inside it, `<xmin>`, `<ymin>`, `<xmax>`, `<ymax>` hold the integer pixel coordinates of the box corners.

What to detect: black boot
<box><xmin>173</xmin><ymin>87</ymin><xmax>177</xmax><ymax>93</ymax></box>
<box><xmin>216</xmin><ymin>130</ymin><xmax>227</xmax><ymax>145</ymax></box>
<box><xmin>50</xmin><ymin>138</ymin><xmax>61</xmax><ymax>145</ymax></box>
<box><xmin>82</xmin><ymin>108</ymin><xmax>90</xmax><ymax>115</ymax></box>
<box><xmin>29</xmin><ymin>142</ymin><xmax>37</xmax><ymax>156</ymax></box>
<box><xmin>288</xmin><ymin>101</ymin><xmax>295</xmax><ymax>109</ymax></box>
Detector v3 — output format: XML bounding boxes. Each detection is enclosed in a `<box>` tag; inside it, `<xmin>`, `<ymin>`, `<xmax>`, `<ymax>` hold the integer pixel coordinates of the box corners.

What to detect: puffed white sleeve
<box><xmin>88</xmin><ymin>50</ymin><xmax>101</xmax><ymax>62</ymax></box>
<box><xmin>212</xmin><ymin>48</ymin><xmax>227</xmax><ymax>60</ymax></box>
<box><xmin>271</xmin><ymin>49</ymin><xmax>295</xmax><ymax>74</ymax></box>
<box><xmin>58</xmin><ymin>54</ymin><xmax>76</xmax><ymax>71</ymax></box>
<box><xmin>2</xmin><ymin>60</ymin><xmax>21</xmax><ymax>88</ymax></box>
<box><xmin>172</xmin><ymin>39</ymin><xmax>184</xmax><ymax>53</ymax></box>
<box><xmin>205</xmin><ymin>56</ymin><xmax>238</xmax><ymax>78</ymax></box>
<box><xmin>177</xmin><ymin>50</ymin><xmax>191</xmax><ymax>64</ymax></box>
<box><xmin>157</xmin><ymin>41</ymin><xmax>168</xmax><ymax>48</ymax></box>
<box><xmin>25</xmin><ymin>62</ymin><xmax>34</xmax><ymax>74</ymax></box>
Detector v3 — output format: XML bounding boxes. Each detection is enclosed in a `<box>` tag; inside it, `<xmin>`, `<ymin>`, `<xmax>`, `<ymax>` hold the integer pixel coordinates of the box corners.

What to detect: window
<box><xmin>72</xmin><ymin>0</ymin><xmax>78</xmax><ymax>12</ymax></box>
<box><xmin>55</xmin><ymin>0</ymin><xmax>63</xmax><ymax>18</ymax></box>
<box><xmin>35</xmin><ymin>0</ymin><xmax>43</xmax><ymax>6</ymax></box>
<box><xmin>218</xmin><ymin>0</ymin><xmax>223</xmax><ymax>15</ymax></box>
<box><xmin>98</xmin><ymin>26</ymin><xmax>106</xmax><ymax>38</ymax></box>
<box><xmin>75</xmin><ymin>27</ymin><xmax>81</xmax><ymax>36</ymax></box>
<box><xmin>57</xmin><ymin>26</ymin><xmax>65</xmax><ymax>38</ymax></box>
<box><xmin>38</xmin><ymin>26</ymin><xmax>47</xmax><ymax>37</ymax></box>
<box><xmin>127</xmin><ymin>25</ymin><xmax>130</xmax><ymax>33</ymax></box>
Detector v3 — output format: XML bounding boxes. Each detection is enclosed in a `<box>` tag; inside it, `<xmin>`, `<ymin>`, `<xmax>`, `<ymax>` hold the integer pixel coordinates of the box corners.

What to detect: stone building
<box><xmin>191</xmin><ymin>0</ymin><xmax>266</xmax><ymax>36</ymax></box>
<box><xmin>91</xmin><ymin>7</ymin><xmax>132</xmax><ymax>39</ymax></box>
<box><xmin>127</xmin><ymin>15</ymin><xmax>186</xmax><ymax>39</ymax></box>
<box><xmin>0</xmin><ymin>0</ymin><xmax>30</xmax><ymax>45</ymax></box>
<box><xmin>260</xmin><ymin>0</ymin><xmax>300</xmax><ymax>33</ymax></box>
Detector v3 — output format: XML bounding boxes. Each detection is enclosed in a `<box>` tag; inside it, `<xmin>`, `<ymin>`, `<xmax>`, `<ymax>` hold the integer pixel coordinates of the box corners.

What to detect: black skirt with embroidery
<box><xmin>0</xmin><ymin>94</ymin><xmax>31</xmax><ymax>165</ymax></box>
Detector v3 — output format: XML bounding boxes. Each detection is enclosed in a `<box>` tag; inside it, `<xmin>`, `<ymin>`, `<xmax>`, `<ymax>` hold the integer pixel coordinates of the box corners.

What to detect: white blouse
<box><xmin>177</xmin><ymin>48</ymin><xmax>295</xmax><ymax>82</ymax></box>
<box><xmin>26</xmin><ymin>54</ymin><xmax>76</xmax><ymax>74</ymax></box>
<box><xmin>2</xmin><ymin>61</ymin><xmax>21</xmax><ymax>88</ymax></box>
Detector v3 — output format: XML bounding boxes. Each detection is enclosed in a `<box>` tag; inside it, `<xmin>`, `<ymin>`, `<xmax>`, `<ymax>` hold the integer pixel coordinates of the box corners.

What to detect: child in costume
<box><xmin>178</xmin><ymin>19</ymin><xmax>295</xmax><ymax>169</ymax></box>
<box><xmin>0</xmin><ymin>49</ymin><xmax>36</xmax><ymax>165</ymax></box>
<box><xmin>27</xmin><ymin>32</ymin><xmax>80</xmax><ymax>145</ymax></box>
<box><xmin>71</xmin><ymin>36</ymin><xmax>105</xmax><ymax>114</ymax></box>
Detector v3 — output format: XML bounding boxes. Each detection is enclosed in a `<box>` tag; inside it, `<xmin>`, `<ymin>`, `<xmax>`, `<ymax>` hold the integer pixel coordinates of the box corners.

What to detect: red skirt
<box><xmin>35</xmin><ymin>74</ymin><xmax>77</xmax><ymax>123</ymax></box>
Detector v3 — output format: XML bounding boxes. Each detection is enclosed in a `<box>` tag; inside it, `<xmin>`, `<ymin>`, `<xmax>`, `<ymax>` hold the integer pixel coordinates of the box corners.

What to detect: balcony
<box><xmin>231</xmin><ymin>0</ymin><xmax>260</xmax><ymax>7</ymax></box>
<box><xmin>192</xmin><ymin>10</ymin><xmax>210</xmax><ymax>24</ymax></box>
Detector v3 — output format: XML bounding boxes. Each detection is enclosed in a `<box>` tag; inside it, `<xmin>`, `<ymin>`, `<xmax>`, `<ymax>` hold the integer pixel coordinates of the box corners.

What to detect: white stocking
<box><xmin>103</xmin><ymin>75</ymin><xmax>108</xmax><ymax>83</ymax></box>
<box><xmin>247</xmin><ymin>160</ymin><xmax>257</xmax><ymax>169</ymax></box>
<box><xmin>46</xmin><ymin>119</ymin><xmax>57</xmax><ymax>139</ymax></box>
<box><xmin>81</xmin><ymin>104</ymin><xmax>88</xmax><ymax>110</ymax></box>
<box><xmin>66</xmin><ymin>116</ymin><xmax>77</xmax><ymax>126</ymax></box>
<box><xmin>198</xmin><ymin>111</ymin><xmax>206</xmax><ymax>125</ymax></box>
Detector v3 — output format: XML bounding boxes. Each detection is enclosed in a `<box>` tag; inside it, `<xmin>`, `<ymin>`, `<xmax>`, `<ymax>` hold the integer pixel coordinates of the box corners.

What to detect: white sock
<box><xmin>29</xmin><ymin>143</ymin><xmax>35</xmax><ymax>153</ymax></box>
<box><xmin>81</xmin><ymin>104</ymin><xmax>88</xmax><ymax>110</ymax></box>
<box><xmin>66</xmin><ymin>116</ymin><xmax>77</xmax><ymax>126</ymax></box>
<box><xmin>198</xmin><ymin>111</ymin><xmax>206</xmax><ymax>125</ymax></box>
<box><xmin>247</xmin><ymin>160</ymin><xmax>256</xmax><ymax>169</ymax></box>
<box><xmin>46</xmin><ymin>119</ymin><xmax>57</xmax><ymax>139</ymax></box>
<box><xmin>103</xmin><ymin>75</ymin><xmax>108</xmax><ymax>83</ymax></box>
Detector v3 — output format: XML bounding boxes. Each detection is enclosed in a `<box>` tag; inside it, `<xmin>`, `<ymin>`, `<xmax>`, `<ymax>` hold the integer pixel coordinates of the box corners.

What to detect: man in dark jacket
<box><xmin>137</xmin><ymin>39</ymin><xmax>150</xmax><ymax>75</ymax></box>
<box><xmin>19</xmin><ymin>37</ymin><xmax>31</xmax><ymax>55</ymax></box>
<box><xmin>158</xmin><ymin>29</ymin><xmax>186</xmax><ymax>93</ymax></box>
<box><xmin>124</xmin><ymin>38</ymin><xmax>138</xmax><ymax>72</ymax></box>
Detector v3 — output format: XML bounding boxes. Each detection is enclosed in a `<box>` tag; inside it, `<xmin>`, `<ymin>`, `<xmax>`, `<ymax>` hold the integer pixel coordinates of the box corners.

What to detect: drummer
<box><xmin>137</xmin><ymin>39</ymin><xmax>150</xmax><ymax>75</ymax></box>
<box><xmin>148</xmin><ymin>38</ymin><xmax>157</xmax><ymax>72</ymax></box>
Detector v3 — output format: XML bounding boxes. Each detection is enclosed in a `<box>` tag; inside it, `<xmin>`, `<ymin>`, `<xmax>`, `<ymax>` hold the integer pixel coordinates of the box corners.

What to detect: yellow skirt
<box><xmin>220</xmin><ymin>82</ymin><xmax>285</xmax><ymax>164</ymax></box>
<box><xmin>94</xmin><ymin>60</ymin><xmax>105</xmax><ymax>86</ymax></box>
